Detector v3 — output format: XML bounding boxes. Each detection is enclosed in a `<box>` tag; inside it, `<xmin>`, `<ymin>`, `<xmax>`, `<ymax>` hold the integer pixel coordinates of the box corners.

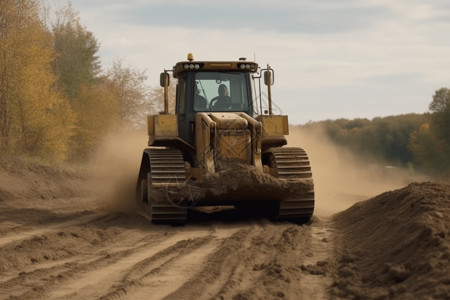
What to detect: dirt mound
<box><xmin>332</xmin><ymin>182</ymin><xmax>450</xmax><ymax>299</ymax></box>
<box><xmin>199</xmin><ymin>163</ymin><xmax>312</xmax><ymax>195</ymax></box>
<box><xmin>0</xmin><ymin>156</ymin><xmax>90</xmax><ymax>202</ymax></box>
<box><xmin>154</xmin><ymin>163</ymin><xmax>313</xmax><ymax>207</ymax></box>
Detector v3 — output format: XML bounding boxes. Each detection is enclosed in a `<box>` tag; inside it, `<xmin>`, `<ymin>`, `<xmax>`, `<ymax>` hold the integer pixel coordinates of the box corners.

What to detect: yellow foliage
<box><xmin>0</xmin><ymin>0</ymin><xmax>75</xmax><ymax>160</ymax></box>
<box><xmin>69</xmin><ymin>83</ymin><xmax>121</xmax><ymax>160</ymax></box>
<box><xmin>419</xmin><ymin>123</ymin><xmax>430</xmax><ymax>132</ymax></box>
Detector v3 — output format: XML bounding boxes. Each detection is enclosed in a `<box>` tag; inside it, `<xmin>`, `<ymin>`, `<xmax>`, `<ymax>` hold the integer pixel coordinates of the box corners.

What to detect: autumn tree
<box><xmin>69</xmin><ymin>81</ymin><xmax>120</xmax><ymax>160</ymax></box>
<box><xmin>410</xmin><ymin>88</ymin><xmax>450</xmax><ymax>174</ymax></box>
<box><xmin>106</xmin><ymin>59</ymin><xmax>155</xmax><ymax>129</ymax></box>
<box><xmin>408</xmin><ymin>121</ymin><xmax>445</xmax><ymax>174</ymax></box>
<box><xmin>0</xmin><ymin>0</ymin><xmax>74</xmax><ymax>159</ymax></box>
<box><xmin>49</xmin><ymin>3</ymin><xmax>116</xmax><ymax>160</ymax></box>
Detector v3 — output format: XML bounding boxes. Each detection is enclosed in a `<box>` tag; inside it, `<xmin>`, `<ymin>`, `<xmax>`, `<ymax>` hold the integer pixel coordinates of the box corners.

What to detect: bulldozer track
<box><xmin>140</xmin><ymin>148</ymin><xmax>188</xmax><ymax>224</ymax></box>
<box><xmin>268</xmin><ymin>147</ymin><xmax>315</xmax><ymax>220</ymax></box>
<box><xmin>147</xmin><ymin>149</ymin><xmax>186</xmax><ymax>184</ymax></box>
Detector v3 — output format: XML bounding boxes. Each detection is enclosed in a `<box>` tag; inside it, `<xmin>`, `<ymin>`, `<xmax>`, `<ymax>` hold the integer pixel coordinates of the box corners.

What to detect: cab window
<box><xmin>193</xmin><ymin>72</ymin><xmax>250</xmax><ymax>112</ymax></box>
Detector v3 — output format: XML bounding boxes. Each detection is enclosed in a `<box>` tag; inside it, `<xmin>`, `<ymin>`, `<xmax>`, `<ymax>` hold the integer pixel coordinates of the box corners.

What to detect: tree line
<box><xmin>298</xmin><ymin>88</ymin><xmax>450</xmax><ymax>177</ymax></box>
<box><xmin>0</xmin><ymin>0</ymin><xmax>162</xmax><ymax>161</ymax></box>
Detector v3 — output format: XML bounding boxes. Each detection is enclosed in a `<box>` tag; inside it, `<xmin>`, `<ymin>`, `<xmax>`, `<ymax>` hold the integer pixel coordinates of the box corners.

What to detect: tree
<box><xmin>421</xmin><ymin>87</ymin><xmax>450</xmax><ymax>174</ymax></box>
<box><xmin>106</xmin><ymin>59</ymin><xmax>155</xmax><ymax>129</ymax></box>
<box><xmin>429</xmin><ymin>88</ymin><xmax>450</xmax><ymax>145</ymax></box>
<box><xmin>69</xmin><ymin>82</ymin><xmax>120</xmax><ymax>160</ymax></box>
<box><xmin>304</xmin><ymin>114</ymin><xmax>428</xmax><ymax>168</ymax></box>
<box><xmin>51</xmin><ymin>3</ymin><xmax>101</xmax><ymax>100</ymax></box>
<box><xmin>429</xmin><ymin>88</ymin><xmax>450</xmax><ymax>113</ymax></box>
<box><xmin>408</xmin><ymin>121</ymin><xmax>448</xmax><ymax>174</ymax></box>
<box><xmin>0</xmin><ymin>0</ymin><xmax>74</xmax><ymax>159</ymax></box>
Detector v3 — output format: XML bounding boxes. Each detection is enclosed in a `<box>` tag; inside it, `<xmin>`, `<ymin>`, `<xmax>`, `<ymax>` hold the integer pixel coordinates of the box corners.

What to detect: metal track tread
<box><xmin>269</xmin><ymin>147</ymin><xmax>315</xmax><ymax>221</ymax></box>
<box><xmin>147</xmin><ymin>148</ymin><xmax>188</xmax><ymax>224</ymax></box>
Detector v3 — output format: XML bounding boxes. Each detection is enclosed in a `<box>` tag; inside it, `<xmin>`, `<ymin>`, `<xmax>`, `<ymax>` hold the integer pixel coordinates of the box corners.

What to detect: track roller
<box><xmin>266</xmin><ymin>147</ymin><xmax>315</xmax><ymax>221</ymax></box>
<box><xmin>136</xmin><ymin>148</ymin><xmax>188</xmax><ymax>224</ymax></box>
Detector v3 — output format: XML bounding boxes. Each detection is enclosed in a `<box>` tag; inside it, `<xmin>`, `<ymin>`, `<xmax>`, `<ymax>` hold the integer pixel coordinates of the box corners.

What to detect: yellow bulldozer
<box><xmin>136</xmin><ymin>54</ymin><xmax>314</xmax><ymax>224</ymax></box>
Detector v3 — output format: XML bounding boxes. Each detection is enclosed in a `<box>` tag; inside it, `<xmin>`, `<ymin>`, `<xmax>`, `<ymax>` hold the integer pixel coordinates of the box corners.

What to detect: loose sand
<box><xmin>0</xmin><ymin>128</ymin><xmax>448</xmax><ymax>299</ymax></box>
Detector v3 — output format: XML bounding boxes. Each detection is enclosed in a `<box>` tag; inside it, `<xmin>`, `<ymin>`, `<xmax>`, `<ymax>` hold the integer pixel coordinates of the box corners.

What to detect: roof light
<box><xmin>238</xmin><ymin>63</ymin><xmax>256</xmax><ymax>71</ymax></box>
<box><xmin>182</xmin><ymin>63</ymin><xmax>203</xmax><ymax>71</ymax></box>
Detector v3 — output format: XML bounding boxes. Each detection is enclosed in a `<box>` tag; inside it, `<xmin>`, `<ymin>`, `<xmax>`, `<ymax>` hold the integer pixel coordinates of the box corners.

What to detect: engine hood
<box><xmin>208</xmin><ymin>112</ymin><xmax>249</xmax><ymax>129</ymax></box>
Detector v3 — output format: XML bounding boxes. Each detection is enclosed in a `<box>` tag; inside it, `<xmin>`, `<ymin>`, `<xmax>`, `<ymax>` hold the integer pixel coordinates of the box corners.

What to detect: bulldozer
<box><xmin>136</xmin><ymin>54</ymin><xmax>314</xmax><ymax>224</ymax></box>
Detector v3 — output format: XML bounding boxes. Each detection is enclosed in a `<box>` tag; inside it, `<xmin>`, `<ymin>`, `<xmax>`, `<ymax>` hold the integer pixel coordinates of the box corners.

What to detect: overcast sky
<box><xmin>67</xmin><ymin>0</ymin><xmax>450</xmax><ymax>124</ymax></box>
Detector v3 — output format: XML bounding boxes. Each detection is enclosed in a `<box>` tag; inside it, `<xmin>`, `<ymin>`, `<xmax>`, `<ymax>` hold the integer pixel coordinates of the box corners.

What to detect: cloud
<box><xmin>65</xmin><ymin>0</ymin><xmax>450</xmax><ymax>123</ymax></box>
<box><xmin>77</xmin><ymin>0</ymin><xmax>391</xmax><ymax>34</ymax></box>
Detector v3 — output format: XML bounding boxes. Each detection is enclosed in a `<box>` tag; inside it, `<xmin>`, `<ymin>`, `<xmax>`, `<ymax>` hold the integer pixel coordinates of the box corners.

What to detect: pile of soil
<box><xmin>198</xmin><ymin>163</ymin><xmax>313</xmax><ymax>195</ymax></box>
<box><xmin>332</xmin><ymin>182</ymin><xmax>450</xmax><ymax>299</ymax></box>
<box><xmin>156</xmin><ymin>163</ymin><xmax>313</xmax><ymax>206</ymax></box>
<box><xmin>0</xmin><ymin>156</ymin><xmax>90</xmax><ymax>202</ymax></box>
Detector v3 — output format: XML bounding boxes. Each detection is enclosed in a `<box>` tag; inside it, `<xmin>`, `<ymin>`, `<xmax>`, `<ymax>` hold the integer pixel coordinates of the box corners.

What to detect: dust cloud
<box><xmin>287</xmin><ymin>125</ymin><xmax>428</xmax><ymax>217</ymax></box>
<box><xmin>89</xmin><ymin>129</ymin><xmax>148</xmax><ymax>213</ymax></box>
<box><xmin>87</xmin><ymin>124</ymin><xmax>426</xmax><ymax>217</ymax></box>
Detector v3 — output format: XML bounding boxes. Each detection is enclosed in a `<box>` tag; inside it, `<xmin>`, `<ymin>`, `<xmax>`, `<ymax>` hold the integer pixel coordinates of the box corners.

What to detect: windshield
<box><xmin>193</xmin><ymin>72</ymin><xmax>251</xmax><ymax>112</ymax></box>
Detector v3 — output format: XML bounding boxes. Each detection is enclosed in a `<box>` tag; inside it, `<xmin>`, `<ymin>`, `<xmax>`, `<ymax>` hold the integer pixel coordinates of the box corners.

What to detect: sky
<box><xmin>65</xmin><ymin>0</ymin><xmax>450</xmax><ymax>124</ymax></box>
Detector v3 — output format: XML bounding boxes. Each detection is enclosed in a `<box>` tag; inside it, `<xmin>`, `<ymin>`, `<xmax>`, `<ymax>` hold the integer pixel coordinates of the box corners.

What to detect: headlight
<box><xmin>183</xmin><ymin>63</ymin><xmax>202</xmax><ymax>71</ymax></box>
<box><xmin>238</xmin><ymin>63</ymin><xmax>253</xmax><ymax>70</ymax></box>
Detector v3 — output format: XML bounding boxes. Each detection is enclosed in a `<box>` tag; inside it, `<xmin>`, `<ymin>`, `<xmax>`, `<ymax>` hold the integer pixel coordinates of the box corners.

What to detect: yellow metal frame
<box><xmin>257</xmin><ymin>115</ymin><xmax>289</xmax><ymax>136</ymax></box>
<box><xmin>148</xmin><ymin>115</ymin><xmax>178</xmax><ymax>145</ymax></box>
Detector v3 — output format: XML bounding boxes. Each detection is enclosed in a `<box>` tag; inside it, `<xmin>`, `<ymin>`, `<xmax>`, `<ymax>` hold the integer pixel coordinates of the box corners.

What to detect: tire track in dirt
<box><xmin>48</xmin><ymin>226</ymin><xmax>238</xmax><ymax>300</ymax></box>
<box><xmin>0</xmin><ymin>214</ymin><xmax>144</xmax><ymax>281</ymax></box>
<box><xmin>161</xmin><ymin>224</ymin><xmax>261</xmax><ymax>300</ymax></box>
<box><xmin>0</xmin><ymin>212</ymin><xmax>103</xmax><ymax>248</ymax></box>
<box><xmin>0</xmin><ymin>211</ymin><xmax>334</xmax><ymax>300</ymax></box>
<box><xmin>298</xmin><ymin>218</ymin><xmax>333</xmax><ymax>299</ymax></box>
<box><xmin>212</xmin><ymin>221</ymin><xmax>314</xmax><ymax>300</ymax></box>
<box><xmin>0</xmin><ymin>216</ymin><xmax>176</xmax><ymax>299</ymax></box>
<box><xmin>0</xmin><ymin>221</ymin><xmax>242</xmax><ymax>300</ymax></box>
<box><xmin>162</xmin><ymin>219</ymin><xmax>332</xmax><ymax>300</ymax></box>
<box><xmin>212</xmin><ymin>223</ymin><xmax>307</xmax><ymax>300</ymax></box>
<box><xmin>95</xmin><ymin>223</ymin><xmax>245</xmax><ymax>300</ymax></box>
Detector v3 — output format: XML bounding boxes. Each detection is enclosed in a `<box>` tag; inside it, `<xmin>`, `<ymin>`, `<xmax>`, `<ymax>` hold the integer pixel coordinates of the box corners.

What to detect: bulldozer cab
<box><xmin>170</xmin><ymin>55</ymin><xmax>258</xmax><ymax>147</ymax></box>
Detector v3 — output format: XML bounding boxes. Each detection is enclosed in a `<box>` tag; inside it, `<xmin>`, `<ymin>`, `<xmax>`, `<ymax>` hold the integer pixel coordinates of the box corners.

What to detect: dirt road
<box><xmin>1</xmin><ymin>154</ymin><xmax>449</xmax><ymax>300</ymax></box>
<box><xmin>0</xmin><ymin>199</ymin><xmax>332</xmax><ymax>299</ymax></box>
<box><xmin>0</xmin><ymin>156</ymin><xmax>335</xmax><ymax>299</ymax></box>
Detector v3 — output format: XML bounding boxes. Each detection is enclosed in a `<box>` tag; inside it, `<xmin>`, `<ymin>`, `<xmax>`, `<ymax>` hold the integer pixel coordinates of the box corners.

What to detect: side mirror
<box><xmin>264</xmin><ymin>70</ymin><xmax>273</xmax><ymax>86</ymax></box>
<box><xmin>160</xmin><ymin>72</ymin><xmax>170</xmax><ymax>87</ymax></box>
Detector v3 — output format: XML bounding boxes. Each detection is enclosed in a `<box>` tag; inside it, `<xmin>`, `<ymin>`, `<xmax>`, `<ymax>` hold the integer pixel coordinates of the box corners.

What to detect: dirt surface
<box><xmin>0</xmin><ymin>129</ymin><xmax>449</xmax><ymax>299</ymax></box>
<box><xmin>332</xmin><ymin>182</ymin><xmax>450</xmax><ymax>299</ymax></box>
<box><xmin>0</xmin><ymin>156</ymin><xmax>333</xmax><ymax>300</ymax></box>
